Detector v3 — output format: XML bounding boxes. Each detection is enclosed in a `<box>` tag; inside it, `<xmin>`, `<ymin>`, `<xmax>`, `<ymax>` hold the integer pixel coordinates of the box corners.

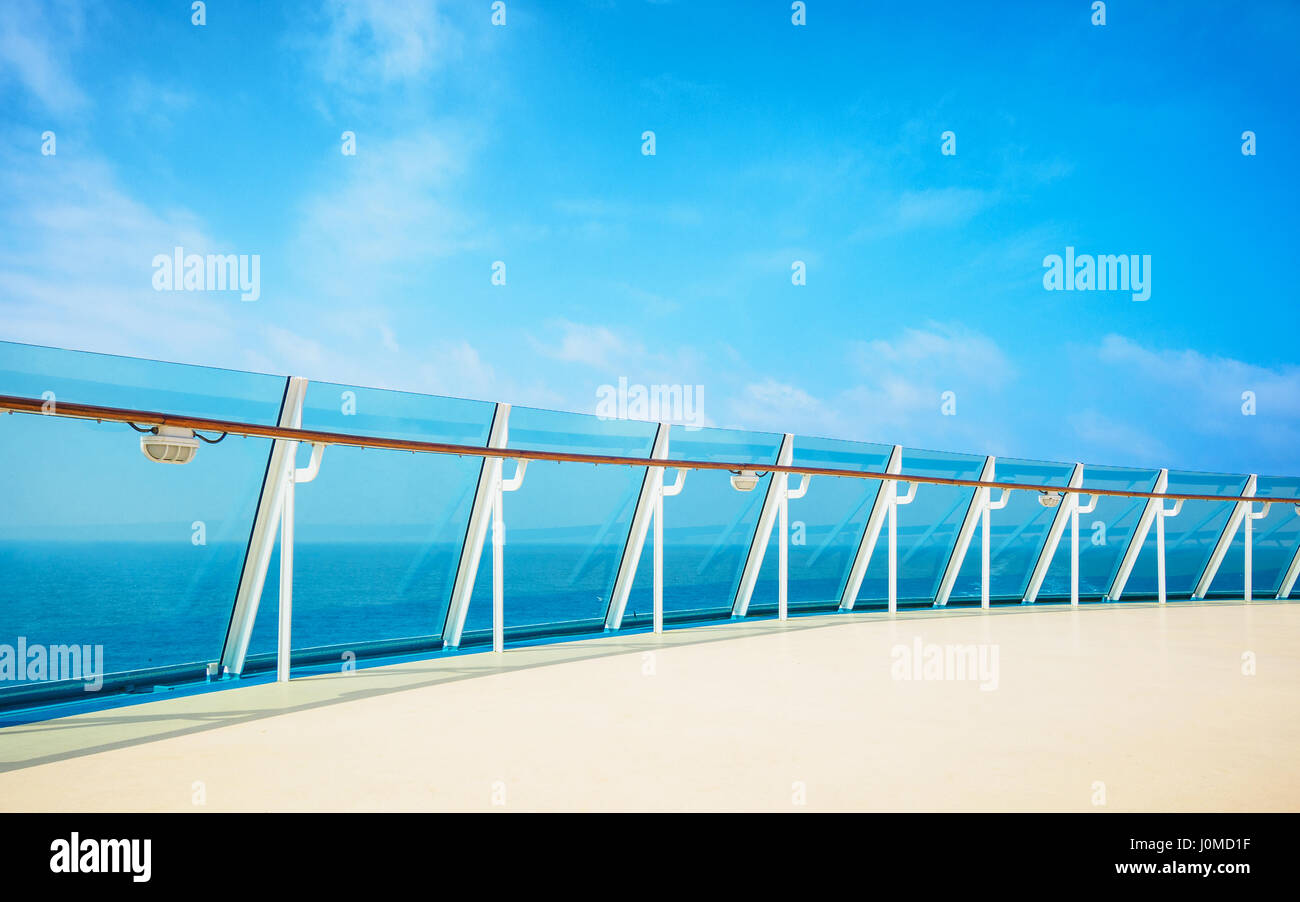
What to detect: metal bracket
<box><xmin>887</xmin><ymin>477</ymin><xmax>919</xmax><ymax>613</ymax></box>
<box><xmin>1192</xmin><ymin>475</ymin><xmax>1257</xmax><ymax>599</ymax></box>
<box><xmin>731</xmin><ymin>433</ymin><xmax>794</xmax><ymax>617</ymax></box>
<box><xmin>839</xmin><ymin>445</ymin><xmax>902</xmax><ymax>610</ymax></box>
<box><xmin>1154</xmin><ymin>496</ymin><xmax>1185</xmax><ymax>604</ymax></box>
<box><xmin>1277</xmin><ymin>504</ymin><xmax>1300</xmax><ymax>600</ymax></box>
<box><xmin>219</xmin><ymin>376</ymin><xmax>308</xmax><ymax>676</ymax></box>
<box><xmin>277</xmin><ymin>442</ymin><xmax>326</xmax><ymax>682</ymax></box>
<box><xmin>1022</xmin><ymin>463</ymin><xmax>1084</xmax><ymax>603</ymax></box>
<box><xmin>1069</xmin><ymin>491</ymin><xmax>1098</xmax><ymax>606</ymax></box>
<box><xmin>1243</xmin><ymin>500</ymin><xmax>1272</xmax><ymax>602</ymax></box>
<box><xmin>935</xmin><ymin>455</ymin><xmax>996</xmax><ymax>606</ymax></box>
<box><xmin>490</xmin><ymin>459</ymin><xmax>527</xmax><ymax>652</ymax></box>
<box><xmin>776</xmin><ymin>473</ymin><xmax>811</xmax><ymax>621</ymax></box>
<box><xmin>979</xmin><ymin>485</ymin><xmax>1013</xmax><ymax>609</ymax></box>
<box><xmin>1105</xmin><ymin>468</ymin><xmax>1169</xmax><ymax>602</ymax></box>
<box><xmin>604</xmin><ymin>423</ymin><xmax>671</xmax><ymax>630</ymax></box>
<box><xmin>443</xmin><ymin>403</ymin><xmax>511</xmax><ymax>648</ymax></box>
<box><xmin>651</xmin><ymin>466</ymin><xmax>687</xmax><ymax>634</ymax></box>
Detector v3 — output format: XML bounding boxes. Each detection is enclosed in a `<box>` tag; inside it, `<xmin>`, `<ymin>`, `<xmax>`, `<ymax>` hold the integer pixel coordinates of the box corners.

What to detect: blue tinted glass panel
<box><xmin>248</xmin><ymin>383</ymin><xmax>494</xmax><ymax>654</ymax></box>
<box><xmin>0</xmin><ymin>339</ymin><xmax>285</xmax><ymax>424</ymax></box>
<box><xmin>1125</xmin><ymin>471</ymin><xmax>1248</xmax><ymax>598</ymax></box>
<box><xmin>464</xmin><ymin>408</ymin><xmax>657</xmax><ymax>633</ymax></box>
<box><xmin>1214</xmin><ymin>477</ymin><xmax>1300</xmax><ymax>597</ymax></box>
<box><xmin>748</xmin><ymin>437</ymin><xmax>892</xmax><ymax>610</ymax></box>
<box><xmin>949</xmin><ymin>458</ymin><xmax>1075</xmax><ymax>601</ymax></box>
<box><xmin>1039</xmin><ymin>465</ymin><xmax>1161</xmax><ymax>598</ymax></box>
<box><xmin>623</xmin><ymin>425</ymin><xmax>783</xmax><ymax>623</ymax></box>
<box><xmin>856</xmin><ymin>448</ymin><xmax>986</xmax><ymax>604</ymax></box>
<box><xmin>0</xmin><ymin>343</ymin><xmax>285</xmax><ymax>683</ymax></box>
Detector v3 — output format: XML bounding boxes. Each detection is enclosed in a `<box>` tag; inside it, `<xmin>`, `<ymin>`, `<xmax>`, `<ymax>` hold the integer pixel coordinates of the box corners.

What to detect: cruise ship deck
<box><xmin>3</xmin><ymin>600</ymin><xmax>1296</xmax><ymax>812</ymax></box>
<box><xmin>2</xmin><ymin>340</ymin><xmax>1299</xmax><ymax>812</ymax></box>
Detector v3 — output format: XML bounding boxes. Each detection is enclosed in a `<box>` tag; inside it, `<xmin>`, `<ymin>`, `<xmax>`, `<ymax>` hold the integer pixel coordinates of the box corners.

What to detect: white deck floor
<box><xmin>1</xmin><ymin>600</ymin><xmax>1297</xmax><ymax>812</ymax></box>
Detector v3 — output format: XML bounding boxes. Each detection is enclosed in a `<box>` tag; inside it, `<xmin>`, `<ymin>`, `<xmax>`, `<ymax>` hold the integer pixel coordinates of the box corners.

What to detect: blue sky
<box><xmin>1</xmin><ymin>0</ymin><xmax>1298</xmax><ymax>475</ymax></box>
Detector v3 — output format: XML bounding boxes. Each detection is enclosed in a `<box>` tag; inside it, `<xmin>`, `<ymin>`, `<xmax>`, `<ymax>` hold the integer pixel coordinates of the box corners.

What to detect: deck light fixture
<box><xmin>131</xmin><ymin>422</ymin><xmax>227</xmax><ymax>465</ymax></box>
<box><xmin>139</xmin><ymin>425</ymin><xmax>200</xmax><ymax>464</ymax></box>
<box><xmin>1037</xmin><ymin>491</ymin><xmax>1062</xmax><ymax>508</ymax></box>
<box><xmin>729</xmin><ymin>469</ymin><xmax>764</xmax><ymax>492</ymax></box>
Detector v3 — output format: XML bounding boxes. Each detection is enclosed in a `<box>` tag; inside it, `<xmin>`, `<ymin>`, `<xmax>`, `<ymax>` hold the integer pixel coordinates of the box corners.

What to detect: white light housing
<box><xmin>140</xmin><ymin>425</ymin><xmax>200</xmax><ymax>465</ymax></box>
<box><xmin>1037</xmin><ymin>491</ymin><xmax>1061</xmax><ymax>508</ymax></box>
<box><xmin>730</xmin><ymin>470</ymin><xmax>761</xmax><ymax>492</ymax></box>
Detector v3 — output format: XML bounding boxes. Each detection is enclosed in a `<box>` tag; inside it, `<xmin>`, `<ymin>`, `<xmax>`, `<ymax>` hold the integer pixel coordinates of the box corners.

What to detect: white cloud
<box><xmin>122</xmin><ymin>75</ymin><xmax>194</xmax><ymax>130</ymax></box>
<box><xmin>847</xmin><ymin>188</ymin><xmax>999</xmax><ymax>243</ymax></box>
<box><xmin>534</xmin><ymin>321</ymin><xmax>636</xmax><ymax>371</ymax></box>
<box><xmin>1098</xmin><ymin>335</ymin><xmax>1300</xmax><ymax>420</ymax></box>
<box><xmin>1079</xmin><ymin>334</ymin><xmax>1300</xmax><ymax>471</ymax></box>
<box><xmin>854</xmin><ymin>322</ymin><xmax>1015</xmax><ymax>388</ymax></box>
<box><xmin>291</xmin><ymin>130</ymin><xmax>479</xmax><ymax>300</ymax></box>
<box><xmin>1067</xmin><ymin>408</ymin><xmax>1173</xmax><ymax>466</ymax></box>
<box><xmin>729</xmin><ymin>379</ymin><xmax>843</xmax><ymax>437</ymax></box>
<box><xmin>723</xmin><ymin>323</ymin><xmax>1017</xmax><ymax>451</ymax></box>
<box><xmin>0</xmin><ymin>0</ymin><xmax>86</xmax><ymax>113</ymax></box>
<box><xmin>0</xmin><ymin>148</ymin><xmax>252</xmax><ymax>366</ymax></box>
<box><xmin>895</xmin><ymin>188</ymin><xmax>995</xmax><ymax>229</ymax></box>
<box><xmin>307</xmin><ymin>0</ymin><xmax>458</xmax><ymax>92</ymax></box>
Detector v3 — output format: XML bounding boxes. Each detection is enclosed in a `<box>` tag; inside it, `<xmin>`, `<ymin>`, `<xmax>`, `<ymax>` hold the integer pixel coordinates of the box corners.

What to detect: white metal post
<box><xmin>981</xmin><ymin>498</ymin><xmax>988</xmax><ymax>608</ymax></box>
<box><xmin>888</xmin><ymin>480</ymin><xmax>918</xmax><ymax>613</ymax></box>
<box><xmin>492</xmin><ymin>473</ymin><xmax>504</xmax><ymax>653</ymax></box>
<box><xmin>839</xmin><ymin>445</ymin><xmax>902</xmax><ymax>611</ymax></box>
<box><xmin>491</xmin><ymin>459</ymin><xmax>527</xmax><ymax>653</ymax></box>
<box><xmin>278</xmin><ymin>460</ymin><xmax>295</xmax><ymax>683</ymax></box>
<box><xmin>605</xmin><ymin>423</ymin><xmax>671</xmax><ymax>630</ymax></box>
<box><xmin>653</xmin><ymin>477</ymin><xmax>664</xmax><ymax>634</ymax></box>
<box><xmin>277</xmin><ymin>442</ymin><xmax>324</xmax><ymax>684</ymax></box>
<box><xmin>982</xmin><ymin>489</ymin><xmax>1011</xmax><ymax>609</ymax></box>
<box><xmin>651</xmin><ymin>466</ymin><xmax>686</xmax><ymax>634</ymax></box>
<box><xmin>732</xmin><ymin>434</ymin><xmax>794</xmax><ymax>617</ymax></box>
<box><xmin>1192</xmin><ymin>475</ymin><xmax>1256</xmax><ymax>599</ymax></box>
<box><xmin>1244</xmin><ymin>501</ymin><xmax>1272</xmax><ymax>602</ymax></box>
<box><xmin>778</xmin><ymin>490</ymin><xmax>788</xmax><ymax>621</ymax></box>
<box><xmin>777</xmin><ymin>474</ymin><xmax>810</xmax><ymax>621</ymax></box>
<box><xmin>1155</xmin><ymin>500</ymin><xmax>1166</xmax><ymax>604</ymax></box>
<box><xmin>1278</xmin><ymin>505</ymin><xmax>1300</xmax><ymax>600</ymax></box>
<box><xmin>1107</xmin><ymin>468</ymin><xmax>1169</xmax><ymax>602</ymax></box>
<box><xmin>1155</xmin><ymin>499</ymin><xmax>1184</xmax><ymax>604</ymax></box>
<box><xmin>222</xmin><ymin>376</ymin><xmax>309</xmax><ymax>676</ymax></box>
<box><xmin>1071</xmin><ymin>494</ymin><xmax>1098</xmax><ymax>606</ymax></box>
<box><xmin>886</xmin><ymin>481</ymin><xmax>898</xmax><ymax>613</ymax></box>
<box><xmin>1022</xmin><ymin>463</ymin><xmax>1084</xmax><ymax>604</ymax></box>
<box><xmin>935</xmin><ymin>456</ymin><xmax>996</xmax><ymax>606</ymax></box>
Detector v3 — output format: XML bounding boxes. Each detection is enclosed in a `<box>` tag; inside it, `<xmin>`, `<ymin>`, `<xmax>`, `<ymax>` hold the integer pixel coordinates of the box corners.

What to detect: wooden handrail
<box><xmin>1</xmin><ymin>393</ymin><xmax>1296</xmax><ymax>504</ymax></box>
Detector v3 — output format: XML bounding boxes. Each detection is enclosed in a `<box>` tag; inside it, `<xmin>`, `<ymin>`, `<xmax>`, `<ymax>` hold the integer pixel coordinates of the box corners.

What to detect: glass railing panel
<box><xmin>463</xmin><ymin>407</ymin><xmax>659</xmax><ymax>633</ymax></box>
<box><xmin>245</xmin><ymin>382</ymin><xmax>495</xmax><ymax>655</ymax></box>
<box><xmin>1039</xmin><ymin>465</ymin><xmax>1162</xmax><ymax>598</ymax></box>
<box><xmin>0</xmin><ymin>341</ymin><xmax>287</xmax><ymax>686</ymax></box>
<box><xmin>747</xmin><ymin>436</ymin><xmax>893</xmax><ymax>610</ymax></box>
<box><xmin>854</xmin><ymin>448</ymin><xmax>986</xmax><ymax>604</ymax></box>
<box><xmin>948</xmin><ymin>457</ymin><xmax>1076</xmax><ymax>601</ymax></box>
<box><xmin>0</xmin><ymin>339</ymin><xmax>286</xmax><ymax>425</ymax></box>
<box><xmin>1213</xmin><ymin>476</ymin><xmax>1300</xmax><ymax>597</ymax></box>
<box><xmin>1124</xmin><ymin>471</ymin><xmax>1250</xmax><ymax>598</ymax></box>
<box><xmin>622</xmin><ymin>425</ymin><xmax>784</xmax><ymax>623</ymax></box>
